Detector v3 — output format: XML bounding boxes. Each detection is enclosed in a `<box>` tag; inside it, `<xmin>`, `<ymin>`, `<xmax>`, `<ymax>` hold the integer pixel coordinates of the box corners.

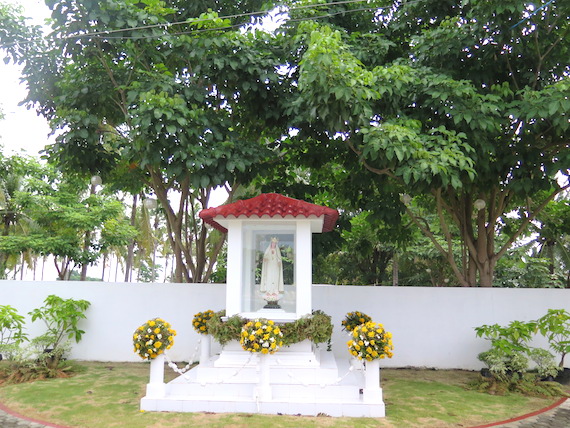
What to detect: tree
<box><xmin>0</xmin><ymin>153</ymin><xmax>45</xmax><ymax>278</ymax></box>
<box><xmin>290</xmin><ymin>0</ymin><xmax>570</xmax><ymax>286</ymax></box>
<box><xmin>528</xmin><ymin>195</ymin><xmax>570</xmax><ymax>286</ymax></box>
<box><xmin>4</xmin><ymin>0</ymin><xmax>286</xmax><ymax>282</ymax></box>
<box><xmin>313</xmin><ymin>211</ymin><xmax>395</xmax><ymax>285</ymax></box>
<box><xmin>0</xmin><ymin>163</ymin><xmax>136</xmax><ymax>280</ymax></box>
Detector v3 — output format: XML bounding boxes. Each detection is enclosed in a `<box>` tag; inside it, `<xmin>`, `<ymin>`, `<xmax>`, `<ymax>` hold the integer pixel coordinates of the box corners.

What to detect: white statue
<box><xmin>260</xmin><ymin>237</ymin><xmax>284</xmax><ymax>302</ymax></box>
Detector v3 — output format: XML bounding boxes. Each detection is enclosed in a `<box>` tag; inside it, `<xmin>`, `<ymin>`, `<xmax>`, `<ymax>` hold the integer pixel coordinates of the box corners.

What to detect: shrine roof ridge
<box><xmin>199</xmin><ymin>193</ymin><xmax>339</xmax><ymax>233</ymax></box>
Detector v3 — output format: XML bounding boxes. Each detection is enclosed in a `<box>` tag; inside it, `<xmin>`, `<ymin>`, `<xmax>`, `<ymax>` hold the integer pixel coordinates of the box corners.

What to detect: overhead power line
<box><xmin>0</xmin><ymin>0</ymin><xmax>407</xmax><ymax>47</ymax></box>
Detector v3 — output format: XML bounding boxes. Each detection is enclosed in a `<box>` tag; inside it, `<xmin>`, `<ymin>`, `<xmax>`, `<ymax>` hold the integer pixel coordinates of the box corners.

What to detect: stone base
<box><xmin>140</xmin><ymin>349</ymin><xmax>385</xmax><ymax>417</ymax></box>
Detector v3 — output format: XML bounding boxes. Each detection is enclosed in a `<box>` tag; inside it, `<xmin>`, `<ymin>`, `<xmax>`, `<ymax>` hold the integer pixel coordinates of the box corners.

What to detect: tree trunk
<box><xmin>80</xmin><ymin>183</ymin><xmax>97</xmax><ymax>281</ymax></box>
<box><xmin>546</xmin><ymin>241</ymin><xmax>555</xmax><ymax>275</ymax></box>
<box><xmin>467</xmin><ymin>254</ymin><xmax>477</xmax><ymax>287</ymax></box>
<box><xmin>392</xmin><ymin>253</ymin><xmax>399</xmax><ymax>286</ymax></box>
<box><xmin>124</xmin><ymin>194</ymin><xmax>138</xmax><ymax>282</ymax></box>
<box><xmin>479</xmin><ymin>259</ymin><xmax>495</xmax><ymax>288</ymax></box>
<box><xmin>101</xmin><ymin>253</ymin><xmax>107</xmax><ymax>281</ymax></box>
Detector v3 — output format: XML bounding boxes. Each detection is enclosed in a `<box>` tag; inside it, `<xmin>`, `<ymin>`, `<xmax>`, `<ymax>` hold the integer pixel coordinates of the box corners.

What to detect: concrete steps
<box><xmin>140</xmin><ymin>351</ymin><xmax>386</xmax><ymax>417</ymax></box>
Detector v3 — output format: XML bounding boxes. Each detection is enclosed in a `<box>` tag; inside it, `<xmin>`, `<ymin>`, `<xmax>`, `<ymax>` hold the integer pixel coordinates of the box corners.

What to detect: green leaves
<box><xmin>360</xmin><ymin>119</ymin><xmax>475</xmax><ymax>189</ymax></box>
<box><xmin>29</xmin><ymin>294</ymin><xmax>91</xmax><ymax>348</ymax></box>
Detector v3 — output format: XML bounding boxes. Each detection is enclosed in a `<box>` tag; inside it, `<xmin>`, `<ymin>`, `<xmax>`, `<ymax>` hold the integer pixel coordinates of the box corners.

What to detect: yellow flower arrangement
<box><xmin>347</xmin><ymin>321</ymin><xmax>394</xmax><ymax>361</ymax></box>
<box><xmin>192</xmin><ymin>310</ymin><xmax>215</xmax><ymax>335</ymax></box>
<box><xmin>240</xmin><ymin>318</ymin><xmax>284</xmax><ymax>355</ymax></box>
<box><xmin>133</xmin><ymin>317</ymin><xmax>176</xmax><ymax>360</ymax></box>
<box><xmin>342</xmin><ymin>311</ymin><xmax>372</xmax><ymax>332</ymax></box>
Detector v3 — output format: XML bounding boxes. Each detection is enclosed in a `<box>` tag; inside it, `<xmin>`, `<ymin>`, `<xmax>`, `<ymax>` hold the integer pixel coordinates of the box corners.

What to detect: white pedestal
<box><xmin>363</xmin><ymin>359</ymin><xmax>383</xmax><ymax>403</ymax></box>
<box><xmin>141</xmin><ymin>350</ymin><xmax>387</xmax><ymax>417</ymax></box>
<box><xmin>254</xmin><ymin>353</ymin><xmax>272</xmax><ymax>401</ymax></box>
<box><xmin>215</xmin><ymin>339</ymin><xmax>319</xmax><ymax>368</ymax></box>
<box><xmin>200</xmin><ymin>335</ymin><xmax>211</xmax><ymax>364</ymax></box>
<box><xmin>145</xmin><ymin>354</ymin><xmax>166</xmax><ymax>398</ymax></box>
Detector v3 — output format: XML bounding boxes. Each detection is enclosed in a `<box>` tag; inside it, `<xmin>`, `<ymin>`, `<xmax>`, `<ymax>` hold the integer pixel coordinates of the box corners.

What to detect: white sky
<box><xmin>0</xmin><ymin>0</ymin><xmax>52</xmax><ymax>157</ymax></box>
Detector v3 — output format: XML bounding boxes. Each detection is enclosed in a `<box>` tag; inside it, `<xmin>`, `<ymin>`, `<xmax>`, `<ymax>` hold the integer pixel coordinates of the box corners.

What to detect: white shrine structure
<box><xmin>140</xmin><ymin>193</ymin><xmax>386</xmax><ymax>417</ymax></box>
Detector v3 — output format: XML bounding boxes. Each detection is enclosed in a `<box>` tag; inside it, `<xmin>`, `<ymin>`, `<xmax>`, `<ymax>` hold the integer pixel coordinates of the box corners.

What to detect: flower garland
<box><xmin>347</xmin><ymin>321</ymin><xmax>394</xmax><ymax>361</ymax></box>
<box><xmin>240</xmin><ymin>318</ymin><xmax>283</xmax><ymax>354</ymax></box>
<box><xmin>342</xmin><ymin>311</ymin><xmax>372</xmax><ymax>332</ymax></box>
<box><xmin>192</xmin><ymin>310</ymin><xmax>215</xmax><ymax>335</ymax></box>
<box><xmin>133</xmin><ymin>318</ymin><xmax>176</xmax><ymax>360</ymax></box>
<box><xmin>207</xmin><ymin>310</ymin><xmax>333</xmax><ymax>346</ymax></box>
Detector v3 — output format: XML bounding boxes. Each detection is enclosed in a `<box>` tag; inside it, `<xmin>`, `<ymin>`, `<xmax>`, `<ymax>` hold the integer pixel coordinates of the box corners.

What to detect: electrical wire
<box><xmin>0</xmin><ymin>0</ymin><xmax>411</xmax><ymax>47</ymax></box>
<box><xmin>510</xmin><ymin>0</ymin><xmax>555</xmax><ymax>29</ymax></box>
<box><xmin>85</xmin><ymin>4</ymin><xmax>385</xmax><ymax>40</ymax></box>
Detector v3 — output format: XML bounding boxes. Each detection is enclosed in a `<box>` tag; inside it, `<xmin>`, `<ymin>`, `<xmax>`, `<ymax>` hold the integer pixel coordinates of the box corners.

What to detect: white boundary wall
<box><xmin>1</xmin><ymin>281</ymin><xmax>568</xmax><ymax>370</ymax></box>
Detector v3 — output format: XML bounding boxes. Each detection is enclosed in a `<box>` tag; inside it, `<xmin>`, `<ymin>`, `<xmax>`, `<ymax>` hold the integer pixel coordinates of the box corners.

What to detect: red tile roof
<box><xmin>199</xmin><ymin>193</ymin><xmax>339</xmax><ymax>233</ymax></box>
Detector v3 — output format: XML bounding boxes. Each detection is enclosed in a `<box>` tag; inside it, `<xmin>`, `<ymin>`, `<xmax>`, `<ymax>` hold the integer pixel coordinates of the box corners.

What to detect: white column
<box><xmin>295</xmin><ymin>220</ymin><xmax>312</xmax><ymax>316</ymax></box>
<box><xmin>254</xmin><ymin>353</ymin><xmax>272</xmax><ymax>401</ymax></box>
<box><xmin>363</xmin><ymin>359</ymin><xmax>383</xmax><ymax>403</ymax></box>
<box><xmin>146</xmin><ymin>354</ymin><xmax>166</xmax><ymax>398</ymax></box>
<box><xmin>200</xmin><ymin>335</ymin><xmax>211</xmax><ymax>364</ymax></box>
<box><xmin>226</xmin><ymin>221</ymin><xmax>243</xmax><ymax>316</ymax></box>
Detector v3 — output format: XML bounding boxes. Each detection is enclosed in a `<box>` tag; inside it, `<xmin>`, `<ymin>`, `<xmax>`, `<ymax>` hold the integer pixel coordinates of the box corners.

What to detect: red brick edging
<box><xmin>0</xmin><ymin>400</ymin><xmax>71</xmax><ymax>428</ymax></box>
<box><xmin>470</xmin><ymin>397</ymin><xmax>568</xmax><ymax>428</ymax></box>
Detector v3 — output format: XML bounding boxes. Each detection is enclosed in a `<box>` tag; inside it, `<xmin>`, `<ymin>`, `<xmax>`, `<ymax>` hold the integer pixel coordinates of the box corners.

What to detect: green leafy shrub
<box><xmin>529</xmin><ymin>348</ymin><xmax>562</xmax><ymax>379</ymax></box>
<box><xmin>28</xmin><ymin>295</ymin><xmax>91</xmax><ymax>368</ymax></box>
<box><xmin>475</xmin><ymin>316</ymin><xmax>570</xmax><ymax>397</ymax></box>
<box><xmin>536</xmin><ymin>309</ymin><xmax>570</xmax><ymax>367</ymax></box>
<box><xmin>0</xmin><ymin>305</ymin><xmax>28</xmax><ymax>360</ymax></box>
<box><xmin>475</xmin><ymin>320</ymin><xmax>534</xmax><ymax>384</ymax></box>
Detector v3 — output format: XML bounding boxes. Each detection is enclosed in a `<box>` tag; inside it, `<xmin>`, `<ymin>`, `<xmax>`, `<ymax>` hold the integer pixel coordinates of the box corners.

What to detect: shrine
<box><xmin>140</xmin><ymin>193</ymin><xmax>386</xmax><ymax>417</ymax></box>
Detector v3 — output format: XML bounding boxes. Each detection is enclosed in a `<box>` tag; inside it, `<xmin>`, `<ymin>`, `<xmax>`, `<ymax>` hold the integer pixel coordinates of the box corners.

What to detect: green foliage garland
<box><xmin>207</xmin><ymin>312</ymin><xmax>246</xmax><ymax>346</ymax></box>
<box><xmin>281</xmin><ymin>310</ymin><xmax>333</xmax><ymax>346</ymax></box>
<box><xmin>206</xmin><ymin>310</ymin><xmax>333</xmax><ymax>347</ymax></box>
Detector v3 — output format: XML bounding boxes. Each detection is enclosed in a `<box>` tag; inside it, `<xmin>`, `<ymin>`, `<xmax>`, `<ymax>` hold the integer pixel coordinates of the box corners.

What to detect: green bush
<box><xmin>529</xmin><ymin>348</ymin><xmax>561</xmax><ymax>379</ymax></box>
<box><xmin>536</xmin><ymin>309</ymin><xmax>570</xmax><ymax>367</ymax></box>
<box><xmin>28</xmin><ymin>295</ymin><xmax>91</xmax><ymax>368</ymax></box>
<box><xmin>0</xmin><ymin>305</ymin><xmax>28</xmax><ymax>360</ymax></box>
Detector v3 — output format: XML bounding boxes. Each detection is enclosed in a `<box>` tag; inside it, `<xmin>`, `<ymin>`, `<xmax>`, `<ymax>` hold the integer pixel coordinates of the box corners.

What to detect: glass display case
<box><xmin>241</xmin><ymin>224</ymin><xmax>296</xmax><ymax>315</ymax></box>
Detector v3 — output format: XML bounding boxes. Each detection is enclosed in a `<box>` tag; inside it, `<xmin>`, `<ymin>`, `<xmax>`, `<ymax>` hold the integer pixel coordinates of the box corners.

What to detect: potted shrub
<box><xmin>536</xmin><ymin>309</ymin><xmax>570</xmax><ymax>383</ymax></box>
<box><xmin>0</xmin><ymin>305</ymin><xmax>28</xmax><ymax>361</ymax></box>
<box><xmin>528</xmin><ymin>348</ymin><xmax>561</xmax><ymax>381</ymax></box>
<box><xmin>475</xmin><ymin>320</ymin><xmax>536</xmax><ymax>380</ymax></box>
<box><xmin>29</xmin><ymin>295</ymin><xmax>91</xmax><ymax>369</ymax></box>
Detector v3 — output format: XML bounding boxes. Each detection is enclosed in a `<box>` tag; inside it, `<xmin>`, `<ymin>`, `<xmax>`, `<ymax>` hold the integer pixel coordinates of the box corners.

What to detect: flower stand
<box><xmin>363</xmin><ymin>359</ymin><xmax>383</xmax><ymax>403</ymax></box>
<box><xmin>146</xmin><ymin>354</ymin><xmax>166</xmax><ymax>398</ymax></box>
<box><xmin>254</xmin><ymin>353</ymin><xmax>272</xmax><ymax>401</ymax></box>
<box><xmin>200</xmin><ymin>335</ymin><xmax>211</xmax><ymax>365</ymax></box>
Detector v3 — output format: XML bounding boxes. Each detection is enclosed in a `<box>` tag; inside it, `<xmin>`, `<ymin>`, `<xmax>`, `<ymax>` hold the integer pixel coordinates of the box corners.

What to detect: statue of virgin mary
<box><xmin>260</xmin><ymin>237</ymin><xmax>284</xmax><ymax>302</ymax></box>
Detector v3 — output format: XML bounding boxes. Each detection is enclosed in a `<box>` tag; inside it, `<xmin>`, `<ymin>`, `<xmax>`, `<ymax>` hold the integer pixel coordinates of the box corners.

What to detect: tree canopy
<box><xmin>1</xmin><ymin>0</ymin><xmax>569</xmax><ymax>286</ymax></box>
<box><xmin>287</xmin><ymin>0</ymin><xmax>570</xmax><ymax>286</ymax></box>
<box><xmin>2</xmin><ymin>0</ymin><xmax>293</xmax><ymax>282</ymax></box>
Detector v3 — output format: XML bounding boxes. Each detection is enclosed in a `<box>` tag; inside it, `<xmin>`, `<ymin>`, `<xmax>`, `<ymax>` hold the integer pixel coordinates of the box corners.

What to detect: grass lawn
<box><xmin>0</xmin><ymin>361</ymin><xmax>561</xmax><ymax>428</ymax></box>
